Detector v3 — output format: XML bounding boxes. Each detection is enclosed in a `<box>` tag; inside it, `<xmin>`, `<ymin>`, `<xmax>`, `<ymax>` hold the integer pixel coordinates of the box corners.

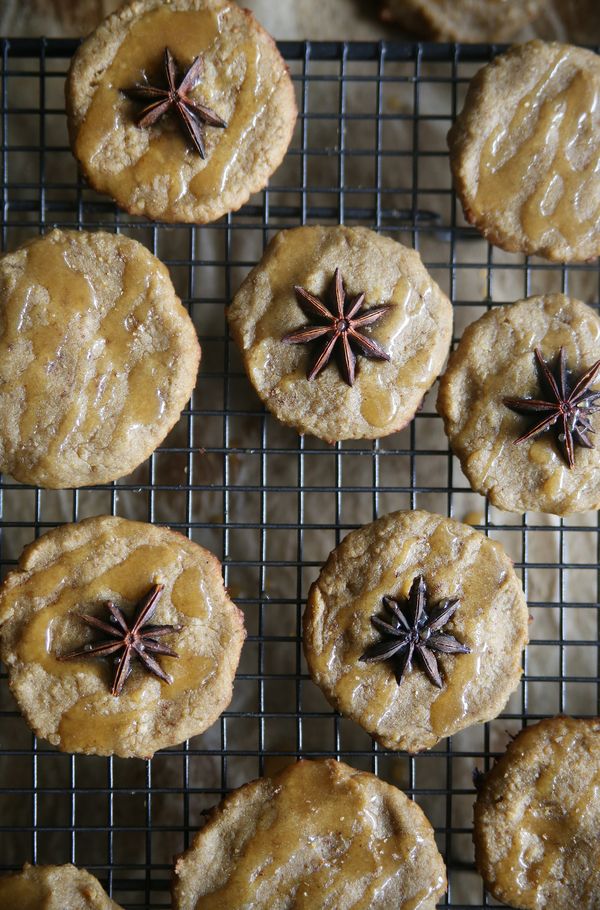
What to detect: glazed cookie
<box><xmin>474</xmin><ymin>716</ymin><xmax>600</xmax><ymax>909</ymax></box>
<box><xmin>437</xmin><ymin>294</ymin><xmax>600</xmax><ymax>515</ymax></box>
<box><xmin>172</xmin><ymin>758</ymin><xmax>447</xmax><ymax>909</ymax></box>
<box><xmin>448</xmin><ymin>40</ymin><xmax>600</xmax><ymax>262</ymax></box>
<box><xmin>0</xmin><ymin>864</ymin><xmax>122</xmax><ymax>909</ymax></box>
<box><xmin>66</xmin><ymin>0</ymin><xmax>297</xmax><ymax>223</ymax></box>
<box><xmin>381</xmin><ymin>0</ymin><xmax>542</xmax><ymax>41</ymax></box>
<box><xmin>228</xmin><ymin>226</ymin><xmax>453</xmax><ymax>442</ymax></box>
<box><xmin>0</xmin><ymin>516</ymin><xmax>245</xmax><ymax>759</ymax></box>
<box><xmin>303</xmin><ymin>510</ymin><xmax>528</xmax><ymax>753</ymax></box>
<box><xmin>0</xmin><ymin>229</ymin><xmax>199</xmax><ymax>488</ymax></box>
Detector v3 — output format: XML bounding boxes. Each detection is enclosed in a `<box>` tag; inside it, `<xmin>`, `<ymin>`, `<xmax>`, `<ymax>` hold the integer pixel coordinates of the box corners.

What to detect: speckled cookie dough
<box><xmin>66</xmin><ymin>0</ymin><xmax>297</xmax><ymax>223</ymax></box>
<box><xmin>227</xmin><ymin>225</ymin><xmax>453</xmax><ymax>443</ymax></box>
<box><xmin>381</xmin><ymin>0</ymin><xmax>542</xmax><ymax>41</ymax></box>
<box><xmin>0</xmin><ymin>228</ymin><xmax>200</xmax><ymax>489</ymax></box>
<box><xmin>0</xmin><ymin>516</ymin><xmax>245</xmax><ymax>759</ymax></box>
<box><xmin>474</xmin><ymin>715</ymin><xmax>600</xmax><ymax>909</ymax></box>
<box><xmin>172</xmin><ymin>758</ymin><xmax>447</xmax><ymax>909</ymax></box>
<box><xmin>448</xmin><ymin>40</ymin><xmax>600</xmax><ymax>262</ymax></box>
<box><xmin>0</xmin><ymin>864</ymin><xmax>123</xmax><ymax>910</ymax></box>
<box><xmin>437</xmin><ymin>294</ymin><xmax>600</xmax><ymax>515</ymax></box>
<box><xmin>303</xmin><ymin>510</ymin><xmax>529</xmax><ymax>753</ymax></box>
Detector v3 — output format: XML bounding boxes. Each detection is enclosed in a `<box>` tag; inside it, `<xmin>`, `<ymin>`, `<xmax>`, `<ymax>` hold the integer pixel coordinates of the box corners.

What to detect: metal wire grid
<box><xmin>0</xmin><ymin>37</ymin><xmax>598</xmax><ymax>909</ymax></box>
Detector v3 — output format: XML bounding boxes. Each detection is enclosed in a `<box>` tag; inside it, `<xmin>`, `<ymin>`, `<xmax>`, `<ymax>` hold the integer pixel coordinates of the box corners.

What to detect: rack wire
<box><xmin>0</xmin><ymin>37</ymin><xmax>599</xmax><ymax>909</ymax></box>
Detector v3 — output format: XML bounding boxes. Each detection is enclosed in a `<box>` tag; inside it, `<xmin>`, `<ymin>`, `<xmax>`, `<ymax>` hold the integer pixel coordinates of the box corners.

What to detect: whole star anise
<box><xmin>58</xmin><ymin>584</ymin><xmax>180</xmax><ymax>696</ymax></box>
<box><xmin>503</xmin><ymin>346</ymin><xmax>600</xmax><ymax>469</ymax></box>
<box><xmin>282</xmin><ymin>268</ymin><xmax>391</xmax><ymax>386</ymax></box>
<box><xmin>122</xmin><ymin>47</ymin><xmax>226</xmax><ymax>158</ymax></box>
<box><xmin>360</xmin><ymin>575</ymin><xmax>471</xmax><ymax>688</ymax></box>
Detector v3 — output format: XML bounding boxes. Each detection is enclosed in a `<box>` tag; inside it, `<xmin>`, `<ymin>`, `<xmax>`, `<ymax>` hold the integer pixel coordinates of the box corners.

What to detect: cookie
<box><xmin>0</xmin><ymin>515</ymin><xmax>245</xmax><ymax>759</ymax></box>
<box><xmin>303</xmin><ymin>509</ymin><xmax>528</xmax><ymax>753</ymax></box>
<box><xmin>172</xmin><ymin>758</ymin><xmax>447</xmax><ymax>909</ymax></box>
<box><xmin>448</xmin><ymin>40</ymin><xmax>600</xmax><ymax>262</ymax></box>
<box><xmin>437</xmin><ymin>294</ymin><xmax>600</xmax><ymax>515</ymax></box>
<box><xmin>66</xmin><ymin>0</ymin><xmax>297</xmax><ymax>224</ymax></box>
<box><xmin>228</xmin><ymin>226</ymin><xmax>453</xmax><ymax>443</ymax></box>
<box><xmin>381</xmin><ymin>0</ymin><xmax>542</xmax><ymax>41</ymax></box>
<box><xmin>0</xmin><ymin>228</ymin><xmax>200</xmax><ymax>488</ymax></box>
<box><xmin>474</xmin><ymin>715</ymin><xmax>600</xmax><ymax>909</ymax></box>
<box><xmin>0</xmin><ymin>864</ymin><xmax>122</xmax><ymax>910</ymax></box>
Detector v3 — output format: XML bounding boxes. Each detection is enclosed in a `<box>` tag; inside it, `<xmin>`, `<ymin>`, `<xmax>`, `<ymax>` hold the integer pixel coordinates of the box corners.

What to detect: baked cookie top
<box><xmin>172</xmin><ymin>758</ymin><xmax>447</xmax><ymax>909</ymax></box>
<box><xmin>0</xmin><ymin>228</ymin><xmax>199</xmax><ymax>489</ymax></box>
<box><xmin>448</xmin><ymin>40</ymin><xmax>600</xmax><ymax>262</ymax></box>
<box><xmin>0</xmin><ymin>516</ymin><xmax>245</xmax><ymax>759</ymax></box>
<box><xmin>66</xmin><ymin>0</ymin><xmax>297</xmax><ymax>223</ymax></box>
<box><xmin>437</xmin><ymin>294</ymin><xmax>600</xmax><ymax>515</ymax></box>
<box><xmin>0</xmin><ymin>864</ymin><xmax>122</xmax><ymax>910</ymax></box>
<box><xmin>474</xmin><ymin>715</ymin><xmax>600</xmax><ymax>909</ymax></box>
<box><xmin>381</xmin><ymin>0</ymin><xmax>542</xmax><ymax>42</ymax></box>
<box><xmin>303</xmin><ymin>510</ymin><xmax>528</xmax><ymax>753</ymax></box>
<box><xmin>228</xmin><ymin>226</ymin><xmax>453</xmax><ymax>442</ymax></box>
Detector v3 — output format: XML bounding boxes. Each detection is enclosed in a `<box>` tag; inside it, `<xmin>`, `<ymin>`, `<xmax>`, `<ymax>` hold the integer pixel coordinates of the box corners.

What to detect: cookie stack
<box><xmin>0</xmin><ymin>1</ymin><xmax>599</xmax><ymax>908</ymax></box>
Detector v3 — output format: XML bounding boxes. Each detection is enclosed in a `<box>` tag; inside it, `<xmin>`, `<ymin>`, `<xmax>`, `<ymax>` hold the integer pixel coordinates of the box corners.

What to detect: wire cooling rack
<box><xmin>0</xmin><ymin>37</ymin><xmax>599</xmax><ymax>909</ymax></box>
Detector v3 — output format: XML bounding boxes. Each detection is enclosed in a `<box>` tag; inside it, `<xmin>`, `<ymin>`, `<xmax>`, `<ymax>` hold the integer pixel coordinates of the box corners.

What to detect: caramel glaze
<box><xmin>475</xmin><ymin>49</ymin><xmax>599</xmax><ymax>255</ymax></box>
<box><xmin>477</xmin><ymin>717</ymin><xmax>600</xmax><ymax>909</ymax></box>
<box><xmin>74</xmin><ymin>6</ymin><xmax>278</xmax><ymax>218</ymax></box>
<box><xmin>0</xmin><ymin>527</ymin><xmax>220</xmax><ymax>756</ymax></box>
<box><xmin>192</xmin><ymin>761</ymin><xmax>446</xmax><ymax>909</ymax></box>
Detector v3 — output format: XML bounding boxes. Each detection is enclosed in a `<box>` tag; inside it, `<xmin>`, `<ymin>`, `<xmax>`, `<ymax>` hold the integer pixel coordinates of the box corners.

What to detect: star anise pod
<box><xmin>503</xmin><ymin>346</ymin><xmax>600</xmax><ymax>469</ymax></box>
<box><xmin>58</xmin><ymin>584</ymin><xmax>181</xmax><ymax>697</ymax></box>
<box><xmin>282</xmin><ymin>268</ymin><xmax>391</xmax><ymax>386</ymax></box>
<box><xmin>360</xmin><ymin>575</ymin><xmax>470</xmax><ymax>688</ymax></box>
<box><xmin>122</xmin><ymin>47</ymin><xmax>226</xmax><ymax>158</ymax></box>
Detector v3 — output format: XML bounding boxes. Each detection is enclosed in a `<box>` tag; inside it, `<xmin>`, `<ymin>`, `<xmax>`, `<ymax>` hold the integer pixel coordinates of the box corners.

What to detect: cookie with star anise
<box><xmin>66</xmin><ymin>0</ymin><xmax>297</xmax><ymax>223</ymax></box>
<box><xmin>228</xmin><ymin>225</ymin><xmax>453</xmax><ymax>443</ymax></box>
<box><xmin>0</xmin><ymin>516</ymin><xmax>245</xmax><ymax>758</ymax></box>
<box><xmin>303</xmin><ymin>509</ymin><xmax>529</xmax><ymax>753</ymax></box>
<box><xmin>438</xmin><ymin>294</ymin><xmax>600</xmax><ymax>515</ymax></box>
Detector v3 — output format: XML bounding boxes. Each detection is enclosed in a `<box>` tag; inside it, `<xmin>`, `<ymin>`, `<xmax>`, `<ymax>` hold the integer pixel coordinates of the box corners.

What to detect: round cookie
<box><xmin>66</xmin><ymin>0</ymin><xmax>297</xmax><ymax>224</ymax></box>
<box><xmin>381</xmin><ymin>0</ymin><xmax>542</xmax><ymax>41</ymax></box>
<box><xmin>0</xmin><ymin>515</ymin><xmax>245</xmax><ymax>759</ymax></box>
<box><xmin>172</xmin><ymin>758</ymin><xmax>447</xmax><ymax>909</ymax></box>
<box><xmin>228</xmin><ymin>226</ymin><xmax>453</xmax><ymax>443</ymax></box>
<box><xmin>303</xmin><ymin>510</ymin><xmax>528</xmax><ymax>753</ymax></box>
<box><xmin>448</xmin><ymin>40</ymin><xmax>600</xmax><ymax>263</ymax></box>
<box><xmin>0</xmin><ymin>228</ymin><xmax>199</xmax><ymax>489</ymax></box>
<box><xmin>474</xmin><ymin>715</ymin><xmax>600</xmax><ymax>909</ymax></box>
<box><xmin>0</xmin><ymin>864</ymin><xmax>122</xmax><ymax>910</ymax></box>
<box><xmin>437</xmin><ymin>294</ymin><xmax>600</xmax><ymax>515</ymax></box>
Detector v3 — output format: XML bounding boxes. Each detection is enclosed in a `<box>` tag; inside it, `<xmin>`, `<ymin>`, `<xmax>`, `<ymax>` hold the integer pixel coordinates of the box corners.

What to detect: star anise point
<box><xmin>360</xmin><ymin>575</ymin><xmax>470</xmax><ymax>688</ymax></box>
<box><xmin>58</xmin><ymin>583</ymin><xmax>180</xmax><ymax>697</ymax></box>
